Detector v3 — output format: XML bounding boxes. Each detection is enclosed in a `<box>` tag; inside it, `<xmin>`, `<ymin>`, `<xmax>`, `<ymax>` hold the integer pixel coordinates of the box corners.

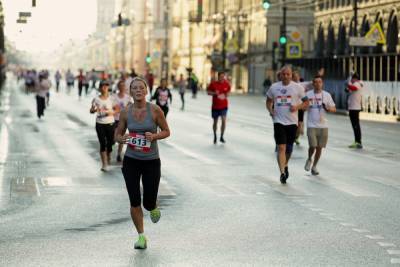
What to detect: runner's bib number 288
<box><xmin>128</xmin><ymin>133</ymin><xmax>151</xmax><ymax>152</ymax></box>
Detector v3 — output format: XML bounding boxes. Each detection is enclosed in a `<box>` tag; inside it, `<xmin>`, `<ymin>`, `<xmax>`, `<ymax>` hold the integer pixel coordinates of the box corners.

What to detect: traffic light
<box><xmin>145</xmin><ymin>54</ymin><xmax>152</xmax><ymax>64</ymax></box>
<box><xmin>279</xmin><ymin>35</ymin><xmax>287</xmax><ymax>45</ymax></box>
<box><xmin>262</xmin><ymin>0</ymin><xmax>271</xmax><ymax>9</ymax></box>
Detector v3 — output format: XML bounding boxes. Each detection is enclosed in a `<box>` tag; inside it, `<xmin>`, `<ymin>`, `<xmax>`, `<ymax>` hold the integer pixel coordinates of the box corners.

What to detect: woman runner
<box><xmin>115</xmin><ymin>77</ymin><xmax>170</xmax><ymax>249</ymax></box>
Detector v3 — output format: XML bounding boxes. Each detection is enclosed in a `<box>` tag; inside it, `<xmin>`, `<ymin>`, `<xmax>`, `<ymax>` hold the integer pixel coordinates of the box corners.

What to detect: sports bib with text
<box><xmin>128</xmin><ymin>133</ymin><xmax>151</xmax><ymax>152</ymax></box>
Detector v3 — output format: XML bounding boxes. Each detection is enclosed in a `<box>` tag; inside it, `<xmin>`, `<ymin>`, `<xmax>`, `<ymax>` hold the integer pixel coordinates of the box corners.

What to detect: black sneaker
<box><xmin>213</xmin><ymin>135</ymin><xmax>217</xmax><ymax>144</ymax></box>
<box><xmin>116</xmin><ymin>155</ymin><xmax>122</xmax><ymax>162</ymax></box>
<box><xmin>284</xmin><ymin>166</ymin><xmax>289</xmax><ymax>180</ymax></box>
<box><xmin>220</xmin><ymin>136</ymin><xmax>225</xmax><ymax>143</ymax></box>
<box><xmin>280</xmin><ymin>173</ymin><xmax>287</xmax><ymax>184</ymax></box>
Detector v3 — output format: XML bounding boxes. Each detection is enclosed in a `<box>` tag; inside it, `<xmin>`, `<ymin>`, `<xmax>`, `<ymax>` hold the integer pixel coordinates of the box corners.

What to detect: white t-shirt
<box><xmin>37</xmin><ymin>79</ymin><xmax>51</xmax><ymax>98</ymax></box>
<box><xmin>267</xmin><ymin>81</ymin><xmax>307</xmax><ymax>125</ymax></box>
<box><xmin>92</xmin><ymin>96</ymin><xmax>115</xmax><ymax>124</ymax></box>
<box><xmin>347</xmin><ymin>80</ymin><xmax>363</xmax><ymax>110</ymax></box>
<box><xmin>112</xmin><ymin>93</ymin><xmax>132</xmax><ymax>121</ymax></box>
<box><xmin>306</xmin><ymin>90</ymin><xmax>335</xmax><ymax>128</ymax></box>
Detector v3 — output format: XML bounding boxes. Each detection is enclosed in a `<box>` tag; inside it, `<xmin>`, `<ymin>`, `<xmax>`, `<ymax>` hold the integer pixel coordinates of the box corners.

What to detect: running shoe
<box><xmin>304</xmin><ymin>159</ymin><xmax>312</xmax><ymax>171</ymax></box>
<box><xmin>134</xmin><ymin>235</ymin><xmax>147</xmax><ymax>249</ymax></box>
<box><xmin>213</xmin><ymin>135</ymin><xmax>217</xmax><ymax>144</ymax></box>
<box><xmin>348</xmin><ymin>142</ymin><xmax>363</xmax><ymax>149</ymax></box>
<box><xmin>150</xmin><ymin>208</ymin><xmax>161</xmax><ymax>223</ymax></box>
<box><xmin>311</xmin><ymin>166</ymin><xmax>319</xmax><ymax>175</ymax></box>
<box><xmin>280</xmin><ymin>173</ymin><xmax>287</xmax><ymax>184</ymax></box>
<box><xmin>220</xmin><ymin>137</ymin><xmax>226</xmax><ymax>143</ymax></box>
<box><xmin>101</xmin><ymin>166</ymin><xmax>108</xmax><ymax>172</ymax></box>
<box><xmin>116</xmin><ymin>155</ymin><xmax>122</xmax><ymax>162</ymax></box>
<box><xmin>294</xmin><ymin>138</ymin><xmax>300</xmax><ymax>145</ymax></box>
<box><xmin>284</xmin><ymin>166</ymin><xmax>289</xmax><ymax>179</ymax></box>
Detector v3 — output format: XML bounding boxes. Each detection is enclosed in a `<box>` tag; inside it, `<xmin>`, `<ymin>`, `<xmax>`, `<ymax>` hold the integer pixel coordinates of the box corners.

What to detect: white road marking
<box><xmin>391</xmin><ymin>258</ymin><xmax>400</xmax><ymax>264</ymax></box>
<box><xmin>0</xmin><ymin>124</ymin><xmax>9</xmax><ymax>164</ymax></box>
<box><xmin>195</xmin><ymin>114</ymin><xmax>210</xmax><ymax>120</ymax></box>
<box><xmin>304</xmin><ymin>175</ymin><xmax>379</xmax><ymax>197</ymax></box>
<box><xmin>353</xmin><ymin>228</ymin><xmax>370</xmax><ymax>233</ymax></box>
<box><xmin>366</xmin><ymin>235</ymin><xmax>384</xmax><ymax>240</ymax></box>
<box><xmin>256</xmin><ymin>192</ymin><xmax>265</xmax><ymax>195</ymax></box>
<box><xmin>364</xmin><ymin>176</ymin><xmax>400</xmax><ymax>189</ymax></box>
<box><xmin>164</xmin><ymin>141</ymin><xmax>218</xmax><ymax>165</ymax></box>
<box><xmin>378</xmin><ymin>242</ymin><xmax>396</xmax><ymax>247</ymax></box>
<box><xmin>340</xmin><ymin>223</ymin><xmax>356</xmax><ymax>227</ymax></box>
<box><xmin>310</xmin><ymin>208</ymin><xmax>323</xmax><ymax>212</ymax></box>
<box><xmin>388</xmin><ymin>250</ymin><xmax>400</xmax><ymax>255</ymax></box>
<box><xmin>319</xmin><ymin>212</ymin><xmax>335</xmax><ymax>217</ymax></box>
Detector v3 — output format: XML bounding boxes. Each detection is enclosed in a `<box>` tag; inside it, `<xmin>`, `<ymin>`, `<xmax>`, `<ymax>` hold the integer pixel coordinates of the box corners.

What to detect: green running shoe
<box><xmin>349</xmin><ymin>142</ymin><xmax>363</xmax><ymax>149</ymax></box>
<box><xmin>134</xmin><ymin>235</ymin><xmax>147</xmax><ymax>250</ymax></box>
<box><xmin>150</xmin><ymin>208</ymin><xmax>161</xmax><ymax>223</ymax></box>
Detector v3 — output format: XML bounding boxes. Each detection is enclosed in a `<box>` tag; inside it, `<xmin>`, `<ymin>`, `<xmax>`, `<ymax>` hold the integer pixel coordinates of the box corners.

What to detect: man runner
<box><xmin>266</xmin><ymin>66</ymin><xmax>309</xmax><ymax>184</ymax></box>
<box><xmin>304</xmin><ymin>75</ymin><xmax>336</xmax><ymax>175</ymax></box>
<box><xmin>207</xmin><ymin>71</ymin><xmax>231</xmax><ymax>144</ymax></box>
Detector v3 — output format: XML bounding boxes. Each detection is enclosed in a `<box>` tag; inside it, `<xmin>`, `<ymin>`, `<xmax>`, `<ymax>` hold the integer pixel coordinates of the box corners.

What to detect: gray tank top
<box><xmin>125</xmin><ymin>103</ymin><xmax>159</xmax><ymax>160</ymax></box>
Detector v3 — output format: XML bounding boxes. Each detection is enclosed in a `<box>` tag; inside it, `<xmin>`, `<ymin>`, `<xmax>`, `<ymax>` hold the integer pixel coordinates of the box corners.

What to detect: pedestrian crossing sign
<box><xmin>286</xmin><ymin>42</ymin><xmax>302</xmax><ymax>59</ymax></box>
<box><xmin>365</xmin><ymin>22</ymin><xmax>386</xmax><ymax>45</ymax></box>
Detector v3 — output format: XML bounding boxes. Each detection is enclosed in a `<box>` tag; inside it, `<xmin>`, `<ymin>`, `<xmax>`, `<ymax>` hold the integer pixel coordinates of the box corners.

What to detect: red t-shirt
<box><xmin>208</xmin><ymin>80</ymin><xmax>231</xmax><ymax>110</ymax></box>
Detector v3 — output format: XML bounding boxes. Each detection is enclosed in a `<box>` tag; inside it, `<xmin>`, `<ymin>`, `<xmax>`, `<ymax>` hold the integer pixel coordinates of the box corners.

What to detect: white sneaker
<box><xmin>304</xmin><ymin>159</ymin><xmax>312</xmax><ymax>171</ymax></box>
<box><xmin>311</xmin><ymin>166</ymin><xmax>319</xmax><ymax>175</ymax></box>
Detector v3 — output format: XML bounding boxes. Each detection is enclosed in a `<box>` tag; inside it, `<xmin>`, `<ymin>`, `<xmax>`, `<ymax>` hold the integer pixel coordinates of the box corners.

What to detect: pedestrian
<box><xmin>346</xmin><ymin>72</ymin><xmax>363</xmax><ymax>149</ymax></box>
<box><xmin>266</xmin><ymin>66</ymin><xmax>309</xmax><ymax>184</ymax></box>
<box><xmin>112</xmin><ymin>80</ymin><xmax>132</xmax><ymax>162</ymax></box>
<box><xmin>90</xmin><ymin>80</ymin><xmax>116</xmax><ymax>171</ymax></box>
<box><xmin>263</xmin><ymin>75</ymin><xmax>272</xmax><ymax>96</ymax></box>
<box><xmin>66</xmin><ymin>69</ymin><xmax>75</xmax><ymax>94</ymax></box>
<box><xmin>207</xmin><ymin>71</ymin><xmax>231</xmax><ymax>144</ymax></box>
<box><xmin>35</xmin><ymin>72</ymin><xmax>51</xmax><ymax>119</ymax></box>
<box><xmin>55</xmin><ymin>70</ymin><xmax>61</xmax><ymax>93</ymax></box>
<box><xmin>177</xmin><ymin>74</ymin><xmax>186</xmax><ymax>110</ymax></box>
<box><xmin>84</xmin><ymin>71</ymin><xmax>90</xmax><ymax>96</ymax></box>
<box><xmin>188</xmin><ymin>72</ymin><xmax>199</xmax><ymax>98</ymax></box>
<box><xmin>115</xmin><ymin>77</ymin><xmax>170</xmax><ymax>250</ymax></box>
<box><xmin>304</xmin><ymin>75</ymin><xmax>336</xmax><ymax>175</ymax></box>
<box><xmin>292</xmin><ymin>71</ymin><xmax>305</xmax><ymax>145</ymax></box>
<box><xmin>90</xmin><ymin>69</ymin><xmax>98</xmax><ymax>89</ymax></box>
<box><xmin>145</xmin><ymin>70</ymin><xmax>155</xmax><ymax>97</ymax></box>
<box><xmin>152</xmin><ymin>78</ymin><xmax>172</xmax><ymax>118</ymax></box>
<box><xmin>77</xmin><ymin>69</ymin><xmax>85</xmax><ymax>100</ymax></box>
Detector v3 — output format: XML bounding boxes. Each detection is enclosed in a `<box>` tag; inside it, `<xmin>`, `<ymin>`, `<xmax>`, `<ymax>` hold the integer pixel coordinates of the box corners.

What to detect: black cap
<box><xmin>99</xmin><ymin>80</ymin><xmax>110</xmax><ymax>87</ymax></box>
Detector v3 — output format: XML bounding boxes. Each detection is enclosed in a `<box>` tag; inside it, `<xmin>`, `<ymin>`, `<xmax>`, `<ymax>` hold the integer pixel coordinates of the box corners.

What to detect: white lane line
<box><xmin>195</xmin><ymin>114</ymin><xmax>210</xmax><ymax>120</ymax></box>
<box><xmin>164</xmin><ymin>141</ymin><xmax>218</xmax><ymax>165</ymax></box>
<box><xmin>256</xmin><ymin>192</ymin><xmax>265</xmax><ymax>195</ymax></box>
<box><xmin>365</xmin><ymin>235</ymin><xmax>385</xmax><ymax>240</ymax></box>
<box><xmin>310</xmin><ymin>208</ymin><xmax>323</xmax><ymax>212</ymax></box>
<box><xmin>388</xmin><ymin>250</ymin><xmax>400</xmax><ymax>255</ymax></box>
<box><xmin>0</xmin><ymin>124</ymin><xmax>9</xmax><ymax>164</ymax></box>
<box><xmin>330</xmin><ymin>146</ymin><xmax>395</xmax><ymax>164</ymax></box>
<box><xmin>391</xmin><ymin>259</ymin><xmax>400</xmax><ymax>265</ymax></box>
<box><xmin>319</xmin><ymin>212</ymin><xmax>335</xmax><ymax>217</ymax></box>
<box><xmin>364</xmin><ymin>176</ymin><xmax>400</xmax><ymax>189</ymax></box>
<box><xmin>304</xmin><ymin>175</ymin><xmax>379</xmax><ymax>197</ymax></box>
<box><xmin>340</xmin><ymin>223</ymin><xmax>356</xmax><ymax>227</ymax></box>
<box><xmin>378</xmin><ymin>242</ymin><xmax>396</xmax><ymax>247</ymax></box>
<box><xmin>353</xmin><ymin>228</ymin><xmax>370</xmax><ymax>233</ymax></box>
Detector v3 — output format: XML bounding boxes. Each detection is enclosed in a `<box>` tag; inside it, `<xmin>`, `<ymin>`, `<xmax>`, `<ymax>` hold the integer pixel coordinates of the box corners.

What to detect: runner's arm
<box><xmin>266</xmin><ymin>97</ymin><xmax>274</xmax><ymax>117</ymax></box>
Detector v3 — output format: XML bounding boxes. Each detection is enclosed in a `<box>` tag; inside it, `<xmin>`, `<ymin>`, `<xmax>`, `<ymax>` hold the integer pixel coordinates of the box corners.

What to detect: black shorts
<box><xmin>274</xmin><ymin>123</ymin><xmax>298</xmax><ymax>145</ymax></box>
<box><xmin>298</xmin><ymin>110</ymin><xmax>304</xmax><ymax>122</ymax></box>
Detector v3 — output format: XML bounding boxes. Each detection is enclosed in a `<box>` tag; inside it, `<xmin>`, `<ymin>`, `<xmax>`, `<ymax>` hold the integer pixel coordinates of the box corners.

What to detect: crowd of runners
<box><xmin>14</xmin><ymin>64</ymin><xmax>365</xmax><ymax>249</ymax></box>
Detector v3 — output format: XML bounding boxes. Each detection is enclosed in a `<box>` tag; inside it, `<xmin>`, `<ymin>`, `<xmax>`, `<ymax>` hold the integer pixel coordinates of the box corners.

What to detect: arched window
<box><xmin>316</xmin><ymin>23</ymin><xmax>325</xmax><ymax>57</ymax></box>
<box><xmin>337</xmin><ymin>20</ymin><xmax>347</xmax><ymax>55</ymax></box>
<box><xmin>326</xmin><ymin>21</ymin><xmax>335</xmax><ymax>56</ymax></box>
<box><xmin>387</xmin><ymin>11</ymin><xmax>398</xmax><ymax>53</ymax></box>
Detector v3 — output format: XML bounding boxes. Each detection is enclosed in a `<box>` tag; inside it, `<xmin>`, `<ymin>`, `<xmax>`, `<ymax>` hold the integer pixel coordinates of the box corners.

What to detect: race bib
<box><xmin>276</xmin><ymin>96</ymin><xmax>292</xmax><ymax>106</ymax></box>
<box><xmin>128</xmin><ymin>133</ymin><xmax>151</xmax><ymax>152</ymax></box>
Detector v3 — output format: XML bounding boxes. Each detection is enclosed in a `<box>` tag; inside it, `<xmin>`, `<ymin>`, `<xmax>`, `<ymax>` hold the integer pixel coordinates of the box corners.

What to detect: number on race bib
<box><xmin>128</xmin><ymin>133</ymin><xmax>151</xmax><ymax>152</ymax></box>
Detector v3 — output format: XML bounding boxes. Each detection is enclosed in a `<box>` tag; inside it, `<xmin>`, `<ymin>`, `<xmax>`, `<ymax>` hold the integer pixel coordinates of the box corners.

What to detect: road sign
<box><xmin>365</xmin><ymin>22</ymin><xmax>386</xmax><ymax>45</ymax></box>
<box><xmin>19</xmin><ymin>12</ymin><xmax>32</xmax><ymax>17</ymax></box>
<box><xmin>349</xmin><ymin>37</ymin><xmax>377</xmax><ymax>47</ymax></box>
<box><xmin>224</xmin><ymin>38</ymin><xmax>239</xmax><ymax>53</ymax></box>
<box><xmin>286</xmin><ymin>42</ymin><xmax>302</xmax><ymax>59</ymax></box>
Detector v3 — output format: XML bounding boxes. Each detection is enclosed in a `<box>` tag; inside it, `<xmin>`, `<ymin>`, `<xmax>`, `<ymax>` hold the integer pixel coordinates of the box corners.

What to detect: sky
<box><xmin>3</xmin><ymin>0</ymin><xmax>97</xmax><ymax>53</ymax></box>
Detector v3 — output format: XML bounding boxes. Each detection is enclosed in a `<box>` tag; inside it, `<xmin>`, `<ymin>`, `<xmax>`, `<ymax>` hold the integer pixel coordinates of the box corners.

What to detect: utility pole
<box><xmin>352</xmin><ymin>0</ymin><xmax>358</xmax><ymax>71</ymax></box>
<box><xmin>162</xmin><ymin>0</ymin><xmax>169</xmax><ymax>80</ymax></box>
<box><xmin>281</xmin><ymin>4</ymin><xmax>287</xmax><ymax>66</ymax></box>
<box><xmin>221</xmin><ymin>14</ymin><xmax>227</xmax><ymax>72</ymax></box>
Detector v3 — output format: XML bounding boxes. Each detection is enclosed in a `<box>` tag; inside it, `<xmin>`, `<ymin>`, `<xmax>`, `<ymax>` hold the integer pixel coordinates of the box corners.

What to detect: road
<box><xmin>0</xmin><ymin>77</ymin><xmax>400</xmax><ymax>266</ymax></box>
